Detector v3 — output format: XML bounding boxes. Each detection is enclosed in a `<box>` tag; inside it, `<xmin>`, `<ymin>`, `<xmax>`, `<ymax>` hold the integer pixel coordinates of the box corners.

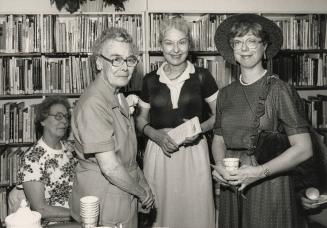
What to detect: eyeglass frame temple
<box><xmin>99</xmin><ymin>54</ymin><xmax>138</xmax><ymax>67</ymax></box>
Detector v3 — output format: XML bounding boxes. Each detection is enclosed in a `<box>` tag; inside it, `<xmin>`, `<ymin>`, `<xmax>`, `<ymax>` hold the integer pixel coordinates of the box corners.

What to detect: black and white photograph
<box><xmin>1</xmin><ymin>0</ymin><xmax>327</xmax><ymax>227</ymax></box>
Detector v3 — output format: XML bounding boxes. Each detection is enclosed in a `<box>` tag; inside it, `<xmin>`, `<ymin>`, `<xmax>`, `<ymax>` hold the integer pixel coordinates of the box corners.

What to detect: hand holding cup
<box><xmin>223</xmin><ymin>158</ymin><xmax>240</xmax><ymax>171</ymax></box>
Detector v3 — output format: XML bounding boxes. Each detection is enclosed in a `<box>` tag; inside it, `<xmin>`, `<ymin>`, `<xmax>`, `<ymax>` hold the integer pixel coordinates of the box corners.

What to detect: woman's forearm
<box><xmin>137</xmin><ymin>166</ymin><xmax>151</xmax><ymax>191</ymax></box>
<box><xmin>261</xmin><ymin>133</ymin><xmax>312</xmax><ymax>176</ymax></box>
<box><xmin>96</xmin><ymin>151</ymin><xmax>146</xmax><ymax>200</ymax></box>
<box><xmin>200</xmin><ymin>115</ymin><xmax>216</xmax><ymax>133</ymax></box>
<box><xmin>102</xmin><ymin>164</ymin><xmax>146</xmax><ymax>199</ymax></box>
<box><xmin>32</xmin><ymin>204</ymin><xmax>71</xmax><ymax>219</ymax></box>
<box><xmin>212</xmin><ymin>135</ymin><xmax>226</xmax><ymax>164</ymax></box>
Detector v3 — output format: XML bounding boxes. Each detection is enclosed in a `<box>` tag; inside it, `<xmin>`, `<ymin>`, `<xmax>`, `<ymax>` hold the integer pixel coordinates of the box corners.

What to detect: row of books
<box><xmin>268</xmin><ymin>14</ymin><xmax>320</xmax><ymax>50</ymax></box>
<box><xmin>0</xmin><ymin>147</ymin><xmax>27</xmax><ymax>187</ymax></box>
<box><xmin>2</xmin><ymin>13</ymin><xmax>327</xmax><ymax>54</ymax></box>
<box><xmin>0</xmin><ymin>188</ymin><xmax>7</xmax><ymax>222</ymax></box>
<box><xmin>149</xmin><ymin>13</ymin><xmax>327</xmax><ymax>51</ymax></box>
<box><xmin>0</xmin><ymin>55</ymin><xmax>145</xmax><ymax>95</ymax></box>
<box><xmin>268</xmin><ymin>53</ymin><xmax>327</xmax><ymax>87</ymax></box>
<box><xmin>193</xmin><ymin>56</ymin><xmax>237</xmax><ymax>89</ymax></box>
<box><xmin>0</xmin><ymin>56</ymin><xmax>95</xmax><ymax>95</ymax></box>
<box><xmin>0</xmin><ymin>15</ymin><xmax>41</xmax><ymax>53</ymax></box>
<box><xmin>304</xmin><ymin>95</ymin><xmax>327</xmax><ymax>129</ymax></box>
<box><xmin>0</xmin><ymin>13</ymin><xmax>143</xmax><ymax>53</ymax></box>
<box><xmin>43</xmin><ymin>14</ymin><xmax>143</xmax><ymax>53</ymax></box>
<box><xmin>149</xmin><ymin>13</ymin><xmax>228</xmax><ymax>51</ymax></box>
<box><xmin>0</xmin><ymin>102</ymin><xmax>37</xmax><ymax>144</ymax></box>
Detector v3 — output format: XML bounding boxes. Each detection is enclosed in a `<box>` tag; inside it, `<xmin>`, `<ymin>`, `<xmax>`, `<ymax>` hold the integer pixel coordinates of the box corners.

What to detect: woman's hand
<box><xmin>152</xmin><ymin>129</ymin><xmax>178</xmax><ymax>157</ymax></box>
<box><xmin>227</xmin><ymin>165</ymin><xmax>264</xmax><ymax>191</ymax></box>
<box><xmin>301</xmin><ymin>195</ymin><xmax>320</xmax><ymax>210</ymax></box>
<box><xmin>211</xmin><ymin>164</ymin><xmax>231</xmax><ymax>186</ymax></box>
<box><xmin>299</xmin><ymin>188</ymin><xmax>322</xmax><ymax>210</ymax></box>
<box><xmin>182</xmin><ymin>134</ymin><xmax>201</xmax><ymax>146</ymax></box>
<box><xmin>139</xmin><ymin>187</ymin><xmax>155</xmax><ymax>213</ymax></box>
<box><xmin>181</xmin><ymin>118</ymin><xmax>201</xmax><ymax>146</ymax></box>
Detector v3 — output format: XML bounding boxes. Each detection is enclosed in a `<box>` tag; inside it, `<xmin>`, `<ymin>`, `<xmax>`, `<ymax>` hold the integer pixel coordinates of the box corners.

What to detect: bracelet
<box><xmin>141</xmin><ymin>123</ymin><xmax>150</xmax><ymax>135</ymax></box>
<box><xmin>261</xmin><ymin>165</ymin><xmax>271</xmax><ymax>177</ymax></box>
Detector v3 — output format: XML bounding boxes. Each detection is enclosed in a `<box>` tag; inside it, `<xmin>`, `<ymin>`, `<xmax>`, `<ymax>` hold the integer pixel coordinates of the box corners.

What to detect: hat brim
<box><xmin>214</xmin><ymin>14</ymin><xmax>283</xmax><ymax>65</ymax></box>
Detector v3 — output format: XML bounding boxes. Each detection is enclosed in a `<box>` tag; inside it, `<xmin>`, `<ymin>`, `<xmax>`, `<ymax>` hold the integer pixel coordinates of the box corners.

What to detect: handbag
<box><xmin>244</xmin><ymin>74</ymin><xmax>326</xmax><ymax>191</ymax></box>
<box><xmin>253</xmin><ymin>130</ymin><xmax>290</xmax><ymax>165</ymax></box>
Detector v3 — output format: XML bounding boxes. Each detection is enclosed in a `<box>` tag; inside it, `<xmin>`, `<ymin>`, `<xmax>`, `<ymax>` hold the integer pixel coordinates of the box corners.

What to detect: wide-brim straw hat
<box><xmin>214</xmin><ymin>13</ymin><xmax>283</xmax><ymax>65</ymax></box>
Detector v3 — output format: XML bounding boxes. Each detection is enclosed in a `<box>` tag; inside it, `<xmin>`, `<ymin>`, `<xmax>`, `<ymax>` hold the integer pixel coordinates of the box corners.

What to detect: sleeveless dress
<box><xmin>139</xmin><ymin>61</ymin><xmax>218</xmax><ymax>228</ymax></box>
<box><xmin>214</xmin><ymin>72</ymin><xmax>309</xmax><ymax>228</ymax></box>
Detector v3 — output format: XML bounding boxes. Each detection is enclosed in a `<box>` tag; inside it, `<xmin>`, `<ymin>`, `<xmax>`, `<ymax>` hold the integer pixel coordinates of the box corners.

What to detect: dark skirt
<box><xmin>219</xmin><ymin>174</ymin><xmax>306</xmax><ymax>228</ymax></box>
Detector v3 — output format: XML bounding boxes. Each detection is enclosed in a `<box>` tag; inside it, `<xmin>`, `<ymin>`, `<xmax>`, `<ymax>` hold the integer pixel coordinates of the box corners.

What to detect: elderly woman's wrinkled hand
<box><xmin>227</xmin><ymin>165</ymin><xmax>263</xmax><ymax>191</ymax></box>
<box><xmin>153</xmin><ymin>129</ymin><xmax>178</xmax><ymax>157</ymax></box>
<box><xmin>140</xmin><ymin>187</ymin><xmax>155</xmax><ymax>213</ymax></box>
<box><xmin>211</xmin><ymin>164</ymin><xmax>231</xmax><ymax>186</ymax></box>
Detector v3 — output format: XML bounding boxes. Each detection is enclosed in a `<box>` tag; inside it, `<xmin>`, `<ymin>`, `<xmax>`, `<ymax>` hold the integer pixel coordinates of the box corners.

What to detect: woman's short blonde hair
<box><xmin>159</xmin><ymin>16</ymin><xmax>191</xmax><ymax>44</ymax></box>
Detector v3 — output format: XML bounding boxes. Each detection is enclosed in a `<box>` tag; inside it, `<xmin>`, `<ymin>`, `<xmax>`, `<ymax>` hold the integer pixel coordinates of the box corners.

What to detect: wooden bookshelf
<box><xmin>0</xmin><ymin>8</ymin><xmax>327</xmax><ymax>223</ymax></box>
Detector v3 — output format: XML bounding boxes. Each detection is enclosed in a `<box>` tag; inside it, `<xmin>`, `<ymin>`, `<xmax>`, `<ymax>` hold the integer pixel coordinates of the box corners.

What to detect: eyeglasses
<box><xmin>48</xmin><ymin>112</ymin><xmax>70</xmax><ymax>121</ymax></box>
<box><xmin>230</xmin><ymin>38</ymin><xmax>263</xmax><ymax>50</ymax></box>
<box><xmin>100</xmin><ymin>54</ymin><xmax>138</xmax><ymax>67</ymax></box>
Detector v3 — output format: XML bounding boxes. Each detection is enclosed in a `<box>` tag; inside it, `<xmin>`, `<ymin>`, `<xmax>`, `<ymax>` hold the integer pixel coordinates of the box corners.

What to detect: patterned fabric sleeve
<box><xmin>273</xmin><ymin>82</ymin><xmax>309</xmax><ymax>136</ymax></box>
<box><xmin>17</xmin><ymin>145</ymin><xmax>46</xmax><ymax>184</ymax></box>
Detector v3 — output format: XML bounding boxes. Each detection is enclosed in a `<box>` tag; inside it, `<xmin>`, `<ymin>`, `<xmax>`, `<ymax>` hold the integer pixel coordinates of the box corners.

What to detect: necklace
<box><xmin>239</xmin><ymin>74</ymin><xmax>251</xmax><ymax>86</ymax></box>
<box><xmin>164</xmin><ymin>63</ymin><xmax>187</xmax><ymax>80</ymax></box>
<box><xmin>239</xmin><ymin>70</ymin><xmax>267</xmax><ymax>86</ymax></box>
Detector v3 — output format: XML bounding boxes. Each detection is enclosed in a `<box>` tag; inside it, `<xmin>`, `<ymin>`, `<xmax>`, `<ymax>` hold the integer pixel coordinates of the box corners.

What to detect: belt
<box><xmin>226</xmin><ymin>147</ymin><xmax>249</xmax><ymax>151</ymax></box>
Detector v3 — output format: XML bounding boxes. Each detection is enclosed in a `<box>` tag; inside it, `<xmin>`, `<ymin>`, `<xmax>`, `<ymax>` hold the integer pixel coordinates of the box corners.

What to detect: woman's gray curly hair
<box><xmin>91</xmin><ymin>27</ymin><xmax>139</xmax><ymax>74</ymax></box>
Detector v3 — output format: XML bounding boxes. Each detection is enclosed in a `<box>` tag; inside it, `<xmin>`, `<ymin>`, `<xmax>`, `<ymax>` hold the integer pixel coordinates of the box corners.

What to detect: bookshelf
<box><xmin>0</xmin><ymin>5</ymin><xmax>327</xmax><ymax>224</ymax></box>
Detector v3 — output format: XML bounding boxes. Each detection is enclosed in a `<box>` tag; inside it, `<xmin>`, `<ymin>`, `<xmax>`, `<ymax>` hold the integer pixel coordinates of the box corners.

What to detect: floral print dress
<box><xmin>17</xmin><ymin>138</ymin><xmax>77</xmax><ymax>208</ymax></box>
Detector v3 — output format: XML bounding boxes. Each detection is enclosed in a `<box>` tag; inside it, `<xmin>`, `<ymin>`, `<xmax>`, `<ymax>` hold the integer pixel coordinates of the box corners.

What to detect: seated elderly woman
<box><xmin>16</xmin><ymin>96</ymin><xmax>79</xmax><ymax>227</ymax></box>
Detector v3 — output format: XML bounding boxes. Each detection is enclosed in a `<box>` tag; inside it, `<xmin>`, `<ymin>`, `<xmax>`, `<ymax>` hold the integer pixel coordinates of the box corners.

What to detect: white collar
<box><xmin>157</xmin><ymin>61</ymin><xmax>195</xmax><ymax>86</ymax></box>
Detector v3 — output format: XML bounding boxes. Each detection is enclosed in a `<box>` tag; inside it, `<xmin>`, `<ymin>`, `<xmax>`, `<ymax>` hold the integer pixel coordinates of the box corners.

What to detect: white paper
<box><xmin>167</xmin><ymin>117</ymin><xmax>202</xmax><ymax>145</ymax></box>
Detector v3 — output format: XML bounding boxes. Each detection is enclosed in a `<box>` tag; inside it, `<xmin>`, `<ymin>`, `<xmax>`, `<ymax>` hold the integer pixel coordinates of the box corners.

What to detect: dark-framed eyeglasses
<box><xmin>100</xmin><ymin>54</ymin><xmax>139</xmax><ymax>67</ymax></box>
<box><xmin>230</xmin><ymin>38</ymin><xmax>263</xmax><ymax>50</ymax></box>
<box><xmin>48</xmin><ymin>112</ymin><xmax>70</xmax><ymax>121</ymax></box>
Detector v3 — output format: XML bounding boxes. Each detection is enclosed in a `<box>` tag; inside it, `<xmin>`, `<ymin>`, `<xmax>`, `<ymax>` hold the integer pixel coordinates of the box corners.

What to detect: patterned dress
<box><xmin>214</xmin><ymin>72</ymin><xmax>309</xmax><ymax>228</ymax></box>
<box><xmin>139</xmin><ymin>61</ymin><xmax>218</xmax><ymax>228</ymax></box>
<box><xmin>17</xmin><ymin>138</ymin><xmax>77</xmax><ymax>208</ymax></box>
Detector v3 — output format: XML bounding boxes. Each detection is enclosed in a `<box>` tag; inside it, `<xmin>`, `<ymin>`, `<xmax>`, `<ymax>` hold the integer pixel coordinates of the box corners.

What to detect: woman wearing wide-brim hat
<box><xmin>211</xmin><ymin>14</ymin><xmax>313</xmax><ymax>228</ymax></box>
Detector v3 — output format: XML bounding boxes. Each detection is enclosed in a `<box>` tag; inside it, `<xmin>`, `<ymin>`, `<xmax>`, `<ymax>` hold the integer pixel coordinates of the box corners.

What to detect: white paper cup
<box><xmin>80</xmin><ymin>196</ymin><xmax>99</xmax><ymax>204</ymax></box>
<box><xmin>82</xmin><ymin>222</ymin><xmax>98</xmax><ymax>228</ymax></box>
<box><xmin>223</xmin><ymin>158</ymin><xmax>240</xmax><ymax>171</ymax></box>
